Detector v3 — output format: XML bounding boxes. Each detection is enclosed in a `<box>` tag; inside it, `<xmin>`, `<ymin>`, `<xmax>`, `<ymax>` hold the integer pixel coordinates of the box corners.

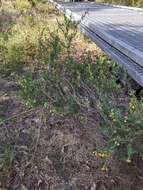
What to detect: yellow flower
<box><xmin>132</xmin><ymin>105</ymin><xmax>135</xmax><ymax>109</ymax></box>
<box><xmin>126</xmin><ymin>159</ymin><xmax>131</xmax><ymax>163</ymax></box>
<box><xmin>114</xmin><ymin>141</ymin><xmax>120</xmax><ymax>146</ymax></box>
<box><xmin>124</xmin><ymin>116</ymin><xmax>128</xmax><ymax>121</ymax></box>
<box><xmin>93</xmin><ymin>151</ymin><xmax>111</xmax><ymax>158</ymax></box>
<box><xmin>101</xmin><ymin>166</ymin><xmax>108</xmax><ymax>172</ymax></box>
<box><xmin>93</xmin><ymin>151</ymin><xmax>98</xmax><ymax>156</ymax></box>
<box><xmin>98</xmin><ymin>153</ymin><xmax>103</xmax><ymax>157</ymax></box>
<box><xmin>129</xmin><ymin>102</ymin><xmax>135</xmax><ymax>110</ymax></box>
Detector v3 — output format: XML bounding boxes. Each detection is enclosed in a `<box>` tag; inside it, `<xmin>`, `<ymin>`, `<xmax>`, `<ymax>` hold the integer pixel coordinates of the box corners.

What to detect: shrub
<box><xmin>0</xmin><ymin>0</ymin><xmax>60</xmax><ymax>77</ymax></box>
<box><xmin>19</xmin><ymin>14</ymin><xmax>86</xmax><ymax>114</ymax></box>
<box><xmin>96</xmin><ymin>90</ymin><xmax>143</xmax><ymax>165</ymax></box>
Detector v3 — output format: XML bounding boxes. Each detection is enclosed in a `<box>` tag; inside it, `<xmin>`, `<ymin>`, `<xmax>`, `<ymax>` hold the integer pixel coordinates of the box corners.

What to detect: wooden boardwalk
<box><xmin>53</xmin><ymin>1</ymin><xmax>143</xmax><ymax>86</ymax></box>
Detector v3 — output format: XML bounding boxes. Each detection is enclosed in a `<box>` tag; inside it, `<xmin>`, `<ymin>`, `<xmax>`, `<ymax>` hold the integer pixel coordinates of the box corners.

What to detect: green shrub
<box><xmin>19</xmin><ymin>14</ymin><xmax>85</xmax><ymax>113</ymax></box>
<box><xmin>0</xmin><ymin>0</ymin><xmax>60</xmax><ymax>77</ymax></box>
<box><xmin>14</xmin><ymin>1</ymin><xmax>143</xmax><ymax>167</ymax></box>
<box><xmin>5</xmin><ymin>45</ymin><xmax>25</xmax><ymax>72</ymax></box>
<box><xmin>96</xmin><ymin>91</ymin><xmax>143</xmax><ymax>164</ymax></box>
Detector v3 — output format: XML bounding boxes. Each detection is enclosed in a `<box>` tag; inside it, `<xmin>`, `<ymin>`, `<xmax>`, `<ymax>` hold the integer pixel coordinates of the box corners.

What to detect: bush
<box><xmin>0</xmin><ymin>1</ymin><xmax>59</xmax><ymax>76</ymax></box>
<box><xmin>97</xmin><ymin>90</ymin><xmax>143</xmax><ymax>164</ymax></box>
<box><xmin>19</xmin><ymin>14</ymin><xmax>88</xmax><ymax>113</ymax></box>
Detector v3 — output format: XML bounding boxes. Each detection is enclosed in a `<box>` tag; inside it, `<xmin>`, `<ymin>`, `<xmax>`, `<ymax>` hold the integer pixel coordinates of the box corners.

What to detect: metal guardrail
<box><xmin>49</xmin><ymin>1</ymin><xmax>143</xmax><ymax>86</ymax></box>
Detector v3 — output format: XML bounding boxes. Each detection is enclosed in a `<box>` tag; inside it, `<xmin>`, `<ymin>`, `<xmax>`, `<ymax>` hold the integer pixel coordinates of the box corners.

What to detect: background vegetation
<box><xmin>0</xmin><ymin>0</ymin><xmax>143</xmax><ymax>189</ymax></box>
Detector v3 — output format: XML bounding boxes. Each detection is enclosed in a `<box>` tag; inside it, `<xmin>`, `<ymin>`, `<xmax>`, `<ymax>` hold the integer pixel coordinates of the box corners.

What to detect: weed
<box><xmin>0</xmin><ymin>145</ymin><xmax>14</xmax><ymax>187</ymax></box>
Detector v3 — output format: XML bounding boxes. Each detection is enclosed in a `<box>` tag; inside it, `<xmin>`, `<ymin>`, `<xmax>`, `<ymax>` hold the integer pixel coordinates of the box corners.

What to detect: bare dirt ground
<box><xmin>0</xmin><ymin>78</ymin><xmax>143</xmax><ymax>190</ymax></box>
